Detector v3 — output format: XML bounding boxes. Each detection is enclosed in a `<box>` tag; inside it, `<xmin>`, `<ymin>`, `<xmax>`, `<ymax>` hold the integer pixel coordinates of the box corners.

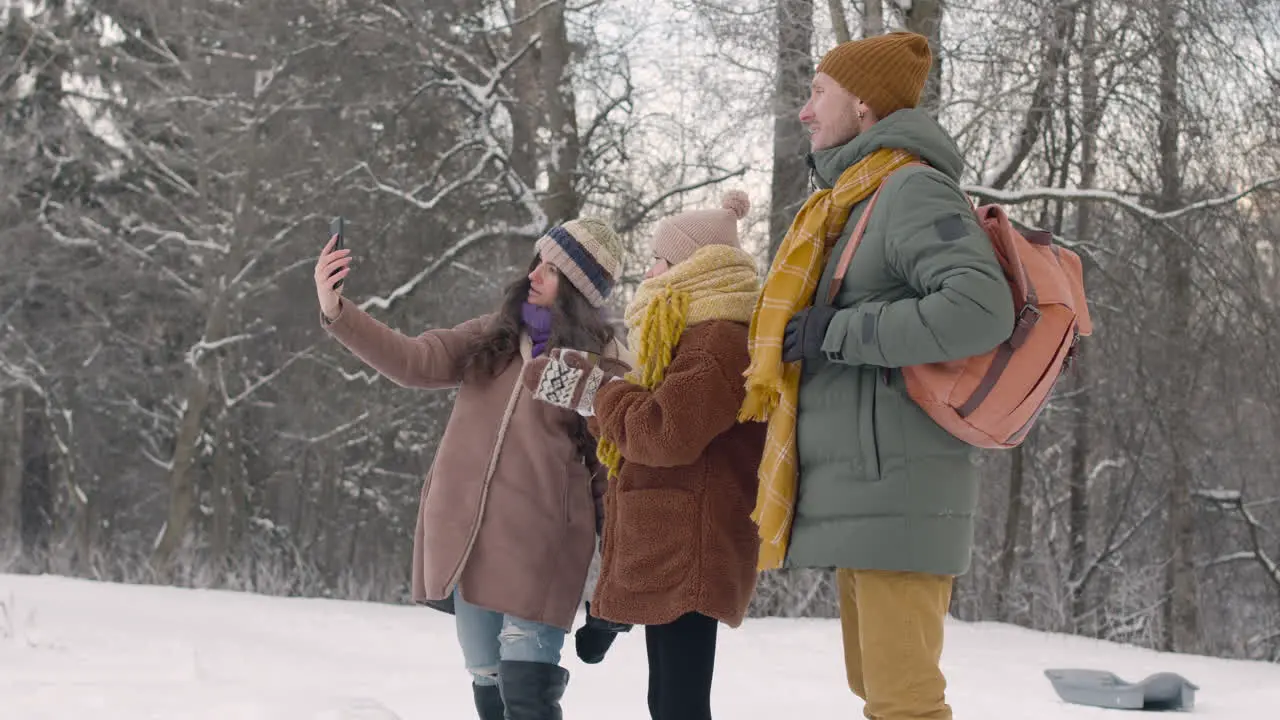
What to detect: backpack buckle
<box><xmin>1009</xmin><ymin>305</ymin><xmax>1041</xmax><ymax>349</ymax></box>
<box><xmin>1063</xmin><ymin>330</ymin><xmax>1082</xmax><ymax>371</ymax></box>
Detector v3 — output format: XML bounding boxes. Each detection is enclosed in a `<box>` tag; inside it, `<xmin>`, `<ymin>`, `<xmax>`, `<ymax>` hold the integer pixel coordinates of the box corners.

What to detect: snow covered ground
<box><xmin>1</xmin><ymin>573</ymin><xmax>1277</xmax><ymax>719</ymax></box>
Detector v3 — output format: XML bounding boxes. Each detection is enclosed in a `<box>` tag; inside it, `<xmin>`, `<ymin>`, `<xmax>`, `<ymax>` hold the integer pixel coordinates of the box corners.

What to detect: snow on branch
<box><xmin>277</xmin><ymin>411</ymin><xmax>372</xmax><ymax>445</ymax></box>
<box><xmin>965</xmin><ymin>174</ymin><xmax>1280</xmax><ymax>222</ymax></box>
<box><xmin>350</xmin><ymin>32</ymin><xmax>551</xmax><ymax>314</ymax></box>
<box><xmin>487</xmin><ymin>0</ymin><xmax>569</xmax><ymax>33</ymax></box>
<box><xmin>616</xmin><ymin>168</ymin><xmax>750</xmax><ymax>235</ymax></box>
<box><xmin>1067</xmin><ymin>492</ymin><xmax>1166</xmax><ymax>595</ymax></box>
<box><xmin>358</xmin><ymin>148</ymin><xmax>496</xmax><ymax>213</ymax></box>
<box><xmin>131</xmin><ymin>223</ymin><xmax>229</xmax><ymax>255</ymax></box>
<box><xmin>42</xmin><ymin>195</ymin><xmax>203</xmax><ymax>297</ymax></box>
<box><xmin>438</xmin><ymin>35</ymin><xmax>540</xmax><ymax>101</ymax></box>
<box><xmin>359</xmin><ymin>219</ymin><xmax>544</xmax><ymax>313</ymax></box>
<box><xmin>1194</xmin><ymin>487</ymin><xmax>1280</xmax><ymax>593</ymax></box>
<box><xmin>231</xmin><ymin>216</ymin><xmax>316</xmax><ymax>291</ymax></box>
<box><xmin>0</xmin><ymin>356</ymin><xmax>46</xmax><ymax>397</ymax></box>
<box><xmin>218</xmin><ymin>344</ymin><xmax>315</xmax><ymax>410</ymax></box>
<box><xmin>185</xmin><ymin>332</ymin><xmax>260</xmax><ymax>368</ymax></box>
<box><xmin>1194</xmin><ymin>488</ymin><xmax>1244</xmax><ymax>505</ymax></box>
<box><xmin>1202</xmin><ymin>550</ymin><xmax>1258</xmax><ymax>567</ymax></box>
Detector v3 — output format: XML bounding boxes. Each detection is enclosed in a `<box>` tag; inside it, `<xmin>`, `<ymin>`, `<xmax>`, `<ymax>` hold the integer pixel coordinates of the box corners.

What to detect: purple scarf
<box><xmin>521</xmin><ymin>302</ymin><xmax>553</xmax><ymax>357</ymax></box>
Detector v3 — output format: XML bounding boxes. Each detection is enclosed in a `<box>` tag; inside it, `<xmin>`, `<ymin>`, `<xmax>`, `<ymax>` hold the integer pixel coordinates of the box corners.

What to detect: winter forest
<box><xmin>1</xmin><ymin>0</ymin><xmax>1279</xmax><ymax>666</ymax></box>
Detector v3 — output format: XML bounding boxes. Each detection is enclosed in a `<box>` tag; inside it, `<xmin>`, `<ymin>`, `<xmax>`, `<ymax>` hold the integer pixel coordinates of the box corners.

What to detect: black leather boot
<box><xmin>498</xmin><ymin>660</ymin><xmax>569</xmax><ymax>720</ymax></box>
<box><xmin>473</xmin><ymin>682</ymin><xmax>505</xmax><ymax>720</ymax></box>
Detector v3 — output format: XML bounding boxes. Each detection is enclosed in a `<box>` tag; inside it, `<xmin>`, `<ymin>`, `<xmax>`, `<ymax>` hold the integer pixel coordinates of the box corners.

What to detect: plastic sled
<box><xmin>1044</xmin><ymin>668</ymin><xmax>1198</xmax><ymax>711</ymax></box>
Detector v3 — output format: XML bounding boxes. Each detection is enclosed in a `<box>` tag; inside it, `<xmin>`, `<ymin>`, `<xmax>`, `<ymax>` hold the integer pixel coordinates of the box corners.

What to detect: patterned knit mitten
<box><xmin>522</xmin><ymin>348</ymin><xmax>621</xmax><ymax>416</ymax></box>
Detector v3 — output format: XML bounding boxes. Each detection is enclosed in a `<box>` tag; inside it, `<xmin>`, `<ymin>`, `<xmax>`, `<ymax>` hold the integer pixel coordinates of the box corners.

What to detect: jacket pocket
<box><xmin>860</xmin><ymin>367</ymin><xmax>884</xmax><ymax>482</ymax></box>
<box><xmin>610</xmin><ymin>488</ymin><xmax>696</xmax><ymax>594</ymax></box>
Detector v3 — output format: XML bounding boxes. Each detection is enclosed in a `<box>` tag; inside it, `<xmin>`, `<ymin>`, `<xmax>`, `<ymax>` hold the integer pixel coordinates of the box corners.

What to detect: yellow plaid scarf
<box><xmin>597</xmin><ymin>245</ymin><xmax>761</xmax><ymax>478</ymax></box>
<box><xmin>738</xmin><ymin>148</ymin><xmax>915</xmax><ymax>571</ymax></box>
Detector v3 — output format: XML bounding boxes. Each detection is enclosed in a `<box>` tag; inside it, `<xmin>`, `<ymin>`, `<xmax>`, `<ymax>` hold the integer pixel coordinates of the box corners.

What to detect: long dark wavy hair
<box><xmin>456</xmin><ymin>255</ymin><xmax>616</xmax><ymax>382</ymax></box>
<box><xmin>457</xmin><ymin>255</ymin><xmax>616</xmax><ymax>461</ymax></box>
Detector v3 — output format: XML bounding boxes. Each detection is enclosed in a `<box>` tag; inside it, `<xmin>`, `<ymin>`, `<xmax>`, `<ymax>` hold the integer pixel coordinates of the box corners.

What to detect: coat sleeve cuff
<box><xmin>820</xmin><ymin>301</ymin><xmax>890</xmax><ymax>367</ymax></box>
<box><xmin>319</xmin><ymin>299</ymin><xmax>344</xmax><ymax>327</ymax></box>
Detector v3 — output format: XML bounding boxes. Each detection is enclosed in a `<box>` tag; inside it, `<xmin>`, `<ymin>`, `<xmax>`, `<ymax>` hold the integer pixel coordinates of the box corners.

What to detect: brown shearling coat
<box><xmin>589</xmin><ymin>320</ymin><xmax>765</xmax><ymax>628</ymax></box>
<box><xmin>324</xmin><ymin>301</ymin><xmax>626</xmax><ymax>630</ymax></box>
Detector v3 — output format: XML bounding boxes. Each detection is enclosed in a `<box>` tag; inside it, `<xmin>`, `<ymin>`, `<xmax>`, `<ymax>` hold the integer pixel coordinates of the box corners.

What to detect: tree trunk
<box><xmin>1154</xmin><ymin>0</ymin><xmax>1200</xmax><ymax>655</ymax></box>
<box><xmin>508</xmin><ymin>0</ymin><xmax>541</xmax><ymax>192</ymax></box>
<box><xmin>48</xmin><ymin>393</ymin><xmax>89</xmax><ymax>572</ymax></box>
<box><xmin>863</xmin><ymin>0</ymin><xmax>883</xmax><ymax>37</ymax></box>
<box><xmin>770</xmin><ymin>0</ymin><xmax>815</xmax><ymax>260</ymax></box>
<box><xmin>827</xmin><ymin>0</ymin><xmax>852</xmax><ymax>44</ymax></box>
<box><xmin>151</xmin><ymin>369</ymin><xmax>213</xmax><ymax>569</ymax></box>
<box><xmin>153</xmin><ymin>67</ymin><xmax>268</xmax><ymax>571</ymax></box>
<box><xmin>20</xmin><ymin>395</ymin><xmax>52</xmax><ymax>554</ymax></box>
<box><xmin>901</xmin><ymin>0</ymin><xmax>943</xmax><ymax>117</ymax></box>
<box><xmin>320</xmin><ymin>448</ymin><xmax>341</xmax><ymax>586</ymax></box>
<box><xmin>228</xmin><ymin>421</ymin><xmax>247</xmax><ymax>560</ymax></box>
<box><xmin>997</xmin><ymin>444</ymin><xmax>1028</xmax><ymax>622</ymax></box>
<box><xmin>0</xmin><ymin>389</ymin><xmax>25</xmax><ymax>557</ymax></box>
<box><xmin>1067</xmin><ymin>0</ymin><xmax>1100</xmax><ymax>634</ymax></box>
<box><xmin>210</xmin><ymin>407</ymin><xmax>233</xmax><ymax>567</ymax></box>
<box><xmin>151</xmin><ymin>279</ymin><xmax>231</xmax><ymax>569</ymax></box>
<box><xmin>293</xmin><ymin>449</ymin><xmax>312</xmax><ymax>550</ymax></box>
<box><xmin>537</xmin><ymin>0</ymin><xmax>582</xmax><ymax>224</ymax></box>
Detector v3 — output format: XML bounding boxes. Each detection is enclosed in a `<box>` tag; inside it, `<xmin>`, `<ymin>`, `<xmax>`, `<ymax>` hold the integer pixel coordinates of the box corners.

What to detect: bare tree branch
<box><xmin>965</xmin><ymin>175</ymin><xmax>1280</xmax><ymax>222</ymax></box>
<box><xmin>615</xmin><ymin>168</ymin><xmax>749</xmax><ymax>235</ymax></box>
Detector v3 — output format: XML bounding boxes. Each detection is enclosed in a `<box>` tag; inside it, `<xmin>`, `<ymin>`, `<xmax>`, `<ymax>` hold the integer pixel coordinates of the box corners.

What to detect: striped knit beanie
<box><xmin>817</xmin><ymin>31</ymin><xmax>931</xmax><ymax>118</ymax></box>
<box><xmin>533</xmin><ymin>217</ymin><xmax>623</xmax><ymax>307</ymax></box>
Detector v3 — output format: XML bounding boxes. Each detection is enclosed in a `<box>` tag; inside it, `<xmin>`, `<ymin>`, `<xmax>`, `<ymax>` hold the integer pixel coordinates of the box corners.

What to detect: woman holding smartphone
<box><xmin>313</xmin><ymin>217</ymin><xmax>631</xmax><ymax>720</ymax></box>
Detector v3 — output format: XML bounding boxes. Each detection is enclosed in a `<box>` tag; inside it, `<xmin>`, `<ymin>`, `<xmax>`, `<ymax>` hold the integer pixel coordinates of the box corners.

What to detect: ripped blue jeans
<box><xmin>454</xmin><ymin>586</ymin><xmax>567</xmax><ymax>686</ymax></box>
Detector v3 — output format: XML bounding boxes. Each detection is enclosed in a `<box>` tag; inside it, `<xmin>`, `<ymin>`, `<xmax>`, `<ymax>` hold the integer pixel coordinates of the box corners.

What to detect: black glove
<box><xmin>782</xmin><ymin>305</ymin><xmax>838</xmax><ymax>363</ymax></box>
<box><xmin>574</xmin><ymin>602</ymin><xmax>631</xmax><ymax>664</ymax></box>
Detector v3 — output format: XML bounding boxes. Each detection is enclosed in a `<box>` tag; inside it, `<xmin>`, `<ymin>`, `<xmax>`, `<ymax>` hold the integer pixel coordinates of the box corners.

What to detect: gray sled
<box><xmin>1044</xmin><ymin>668</ymin><xmax>1198</xmax><ymax>711</ymax></box>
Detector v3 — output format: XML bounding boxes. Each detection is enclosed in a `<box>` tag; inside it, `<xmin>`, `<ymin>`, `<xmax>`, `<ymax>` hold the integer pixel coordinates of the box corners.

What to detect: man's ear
<box><xmin>855</xmin><ymin>98</ymin><xmax>877</xmax><ymax>123</ymax></box>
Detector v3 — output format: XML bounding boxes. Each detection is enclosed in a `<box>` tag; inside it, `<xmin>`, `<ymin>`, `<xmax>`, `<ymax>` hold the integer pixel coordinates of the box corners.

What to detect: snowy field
<box><xmin>1</xmin><ymin>573</ymin><xmax>1277</xmax><ymax>719</ymax></box>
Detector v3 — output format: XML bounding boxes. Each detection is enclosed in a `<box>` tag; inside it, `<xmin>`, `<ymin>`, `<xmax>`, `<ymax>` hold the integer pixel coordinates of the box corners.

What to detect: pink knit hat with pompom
<box><xmin>650</xmin><ymin>190</ymin><xmax>751</xmax><ymax>266</ymax></box>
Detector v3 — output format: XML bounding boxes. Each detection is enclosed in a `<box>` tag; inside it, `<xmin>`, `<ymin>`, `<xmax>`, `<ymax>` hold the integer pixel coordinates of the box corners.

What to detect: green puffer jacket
<box><xmin>787</xmin><ymin>108</ymin><xmax>1015</xmax><ymax>576</ymax></box>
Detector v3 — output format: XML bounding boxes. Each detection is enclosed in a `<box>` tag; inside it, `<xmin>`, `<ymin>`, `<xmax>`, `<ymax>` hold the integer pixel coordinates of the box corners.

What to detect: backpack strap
<box><xmin>825</xmin><ymin>161</ymin><xmax>931</xmax><ymax>305</ymax></box>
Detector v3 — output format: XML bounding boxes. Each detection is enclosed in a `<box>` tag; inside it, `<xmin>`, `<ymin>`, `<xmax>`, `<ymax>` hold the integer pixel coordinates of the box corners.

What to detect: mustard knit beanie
<box><xmin>816</xmin><ymin>31</ymin><xmax>932</xmax><ymax>118</ymax></box>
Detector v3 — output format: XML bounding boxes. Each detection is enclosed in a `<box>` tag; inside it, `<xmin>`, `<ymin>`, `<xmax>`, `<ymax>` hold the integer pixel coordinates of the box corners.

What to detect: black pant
<box><xmin>645</xmin><ymin>612</ymin><xmax>718</xmax><ymax>720</ymax></box>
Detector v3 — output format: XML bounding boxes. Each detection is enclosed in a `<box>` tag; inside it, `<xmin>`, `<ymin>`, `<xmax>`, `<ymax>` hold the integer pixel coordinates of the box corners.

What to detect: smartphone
<box><xmin>329</xmin><ymin>216</ymin><xmax>346</xmax><ymax>289</ymax></box>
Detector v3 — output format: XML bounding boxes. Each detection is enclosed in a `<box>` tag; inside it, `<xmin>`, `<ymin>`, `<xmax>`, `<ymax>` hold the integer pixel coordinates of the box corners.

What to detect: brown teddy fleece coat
<box><xmin>588</xmin><ymin>319</ymin><xmax>766</xmax><ymax>627</ymax></box>
<box><xmin>323</xmin><ymin>301</ymin><xmax>627</xmax><ymax>630</ymax></box>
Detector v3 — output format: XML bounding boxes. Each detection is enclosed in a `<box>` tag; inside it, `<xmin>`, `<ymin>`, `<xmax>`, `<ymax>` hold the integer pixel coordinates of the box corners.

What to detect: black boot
<box><xmin>473</xmin><ymin>682</ymin><xmax>505</xmax><ymax>720</ymax></box>
<box><xmin>498</xmin><ymin>660</ymin><xmax>569</xmax><ymax>720</ymax></box>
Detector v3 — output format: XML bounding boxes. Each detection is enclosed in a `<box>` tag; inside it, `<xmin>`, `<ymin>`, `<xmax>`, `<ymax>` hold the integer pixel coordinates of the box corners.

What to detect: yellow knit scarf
<box><xmin>738</xmin><ymin>147</ymin><xmax>916</xmax><ymax>571</ymax></box>
<box><xmin>596</xmin><ymin>244</ymin><xmax>761</xmax><ymax>478</ymax></box>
